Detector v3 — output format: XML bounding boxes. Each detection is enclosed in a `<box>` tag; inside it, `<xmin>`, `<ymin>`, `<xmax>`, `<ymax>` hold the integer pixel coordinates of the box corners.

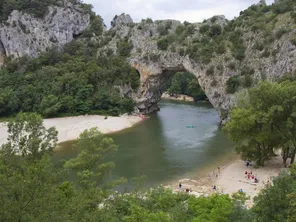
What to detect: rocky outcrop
<box><xmin>100</xmin><ymin>10</ymin><xmax>296</xmax><ymax>121</ymax></box>
<box><xmin>0</xmin><ymin>3</ymin><xmax>90</xmax><ymax>59</ymax></box>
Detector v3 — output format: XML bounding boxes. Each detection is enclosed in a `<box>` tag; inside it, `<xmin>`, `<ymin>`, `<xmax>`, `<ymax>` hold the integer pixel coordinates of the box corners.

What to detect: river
<box><xmin>54</xmin><ymin>100</ymin><xmax>234</xmax><ymax>190</ymax></box>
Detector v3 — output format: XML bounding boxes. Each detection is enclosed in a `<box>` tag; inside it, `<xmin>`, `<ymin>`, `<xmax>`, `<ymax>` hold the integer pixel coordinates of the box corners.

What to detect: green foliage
<box><xmin>275</xmin><ymin>27</ymin><xmax>290</xmax><ymax>39</ymax></box>
<box><xmin>0</xmin><ymin>40</ymin><xmax>139</xmax><ymax>118</ymax></box>
<box><xmin>290</xmin><ymin>37</ymin><xmax>296</xmax><ymax>46</ymax></box>
<box><xmin>252</xmin><ymin>171</ymin><xmax>296</xmax><ymax>221</ymax></box>
<box><xmin>226</xmin><ymin>76</ymin><xmax>241</xmax><ymax>94</ymax></box>
<box><xmin>199</xmin><ymin>24</ymin><xmax>210</xmax><ymax>34</ymax></box>
<box><xmin>163</xmin><ymin>72</ymin><xmax>207</xmax><ymax>101</ymax></box>
<box><xmin>209</xmin><ymin>24</ymin><xmax>222</xmax><ymax>37</ymax></box>
<box><xmin>0</xmin><ymin>114</ymin><xmax>122</xmax><ymax>221</ymax></box>
<box><xmin>157</xmin><ymin>37</ymin><xmax>169</xmax><ymax>50</ymax></box>
<box><xmin>117</xmin><ymin>38</ymin><xmax>133</xmax><ymax>57</ymax></box>
<box><xmin>82</xmin><ymin>16</ymin><xmax>104</xmax><ymax>37</ymax></box>
<box><xmin>188</xmin><ymin>194</ymin><xmax>234</xmax><ymax>221</ymax></box>
<box><xmin>0</xmin><ymin>0</ymin><xmax>92</xmax><ymax>22</ymax></box>
<box><xmin>232</xmin><ymin>46</ymin><xmax>246</xmax><ymax>61</ymax></box>
<box><xmin>206</xmin><ymin>65</ymin><xmax>215</xmax><ymax>76</ymax></box>
<box><xmin>225</xmin><ymin>81</ymin><xmax>296</xmax><ymax>166</ymax></box>
<box><xmin>157</xmin><ymin>21</ymin><xmax>172</xmax><ymax>36</ymax></box>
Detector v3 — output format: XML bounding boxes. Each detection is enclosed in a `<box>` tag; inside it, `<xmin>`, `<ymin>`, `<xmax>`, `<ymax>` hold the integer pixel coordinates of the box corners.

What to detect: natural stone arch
<box><xmin>129</xmin><ymin>55</ymin><xmax>235</xmax><ymax>121</ymax></box>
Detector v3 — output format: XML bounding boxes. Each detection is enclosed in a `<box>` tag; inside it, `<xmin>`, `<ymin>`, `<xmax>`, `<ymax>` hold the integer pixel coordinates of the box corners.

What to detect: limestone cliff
<box><xmin>0</xmin><ymin>2</ymin><xmax>90</xmax><ymax>64</ymax></box>
<box><xmin>98</xmin><ymin>1</ymin><xmax>296</xmax><ymax>121</ymax></box>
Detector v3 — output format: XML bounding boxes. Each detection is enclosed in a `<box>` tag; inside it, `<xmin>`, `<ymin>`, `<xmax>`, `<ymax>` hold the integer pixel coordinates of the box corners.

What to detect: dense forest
<box><xmin>0</xmin><ymin>16</ymin><xmax>140</xmax><ymax>117</ymax></box>
<box><xmin>163</xmin><ymin>72</ymin><xmax>207</xmax><ymax>101</ymax></box>
<box><xmin>0</xmin><ymin>112</ymin><xmax>296</xmax><ymax>221</ymax></box>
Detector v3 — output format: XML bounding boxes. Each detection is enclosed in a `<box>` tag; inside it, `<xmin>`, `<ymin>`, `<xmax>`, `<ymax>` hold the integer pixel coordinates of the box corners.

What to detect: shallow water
<box><xmin>54</xmin><ymin>100</ymin><xmax>234</xmax><ymax>190</ymax></box>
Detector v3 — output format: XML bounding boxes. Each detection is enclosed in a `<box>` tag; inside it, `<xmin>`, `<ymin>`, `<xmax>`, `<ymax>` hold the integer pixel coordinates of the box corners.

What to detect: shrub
<box><xmin>240</xmin><ymin>66</ymin><xmax>255</xmax><ymax>76</ymax></box>
<box><xmin>233</xmin><ymin>47</ymin><xmax>246</xmax><ymax>61</ymax></box>
<box><xmin>175</xmin><ymin>25</ymin><xmax>185</xmax><ymax>34</ymax></box>
<box><xmin>157</xmin><ymin>38</ymin><xmax>169</xmax><ymax>50</ymax></box>
<box><xmin>206</xmin><ymin>66</ymin><xmax>215</xmax><ymax>76</ymax></box>
<box><xmin>275</xmin><ymin>28</ymin><xmax>289</xmax><ymax>39</ymax></box>
<box><xmin>199</xmin><ymin>24</ymin><xmax>210</xmax><ymax>34</ymax></box>
<box><xmin>226</xmin><ymin>76</ymin><xmax>241</xmax><ymax>93</ymax></box>
<box><xmin>209</xmin><ymin>24</ymin><xmax>222</xmax><ymax>37</ymax></box>
<box><xmin>290</xmin><ymin>37</ymin><xmax>296</xmax><ymax>46</ymax></box>
<box><xmin>253</xmin><ymin>41</ymin><xmax>264</xmax><ymax>51</ymax></box>
<box><xmin>117</xmin><ymin>39</ymin><xmax>133</xmax><ymax>57</ymax></box>
<box><xmin>244</xmin><ymin>74</ymin><xmax>253</xmax><ymax>87</ymax></box>
<box><xmin>261</xmin><ymin>49</ymin><xmax>270</xmax><ymax>58</ymax></box>
<box><xmin>227</xmin><ymin>62</ymin><xmax>236</xmax><ymax>70</ymax></box>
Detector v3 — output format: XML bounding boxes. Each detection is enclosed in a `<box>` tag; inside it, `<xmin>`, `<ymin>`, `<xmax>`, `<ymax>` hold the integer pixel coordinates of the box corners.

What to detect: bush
<box><xmin>226</xmin><ymin>76</ymin><xmax>241</xmax><ymax>93</ymax></box>
<box><xmin>209</xmin><ymin>24</ymin><xmax>222</xmax><ymax>37</ymax></box>
<box><xmin>233</xmin><ymin>47</ymin><xmax>246</xmax><ymax>61</ymax></box>
<box><xmin>253</xmin><ymin>41</ymin><xmax>264</xmax><ymax>51</ymax></box>
<box><xmin>206</xmin><ymin>66</ymin><xmax>215</xmax><ymax>76</ymax></box>
<box><xmin>240</xmin><ymin>66</ymin><xmax>255</xmax><ymax>76</ymax></box>
<box><xmin>175</xmin><ymin>25</ymin><xmax>185</xmax><ymax>34</ymax></box>
<box><xmin>261</xmin><ymin>49</ymin><xmax>270</xmax><ymax>58</ymax></box>
<box><xmin>290</xmin><ymin>37</ymin><xmax>296</xmax><ymax>46</ymax></box>
<box><xmin>157</xmin><ymin>38</ymin><xmax>169</xmax><ymax>50</ymax></box>
<box><xmin>199</xmin><ymin>24</ymin><xmax>210</xmax><ymax>34</ymax></box>
<box><xmin>275</xmin><ymin>28</ymin><xmax>289</xmax><ymax>39</ymax></box>
<box><xmin>244</xmin><ymin>74</ymin><xmax>253</xmax><ymax>87</ymax></box>
<box><xmin>117</xmin><ymin>39</ymin><xmax>133</xmax><ymax>57</ymax></box>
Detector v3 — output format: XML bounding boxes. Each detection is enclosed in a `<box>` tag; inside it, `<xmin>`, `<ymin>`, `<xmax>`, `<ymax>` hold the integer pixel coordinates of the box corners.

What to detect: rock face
<box><xmin>0</xmin><ymin>3</ymin><xmax>90</xmax><ymax>63</ymax></box>
<box><xmin>100</xmin><ymin>11</ymin><xmax>296</xmax><ymax>122</ymax></box>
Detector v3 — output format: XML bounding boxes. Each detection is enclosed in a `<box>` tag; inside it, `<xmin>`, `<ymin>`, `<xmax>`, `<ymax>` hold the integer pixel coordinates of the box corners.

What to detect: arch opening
<box><xmin>161</xmin><ymin>72</ymin><xmax>208</xmax><ymax>102</ymax></box>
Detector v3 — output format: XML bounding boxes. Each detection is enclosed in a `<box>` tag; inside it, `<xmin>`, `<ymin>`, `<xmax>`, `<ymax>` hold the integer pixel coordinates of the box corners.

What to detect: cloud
<box><xmin>84</xmin><ymin>0</ymin><xmax>274</xmax><ymax>27</ymax></box>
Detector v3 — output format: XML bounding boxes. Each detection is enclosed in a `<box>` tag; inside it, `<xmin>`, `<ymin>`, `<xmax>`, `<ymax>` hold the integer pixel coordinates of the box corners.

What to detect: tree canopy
<box><xmin>163</xmin><ymin>72</ymin><xmax>207</xmax><ymax>101</ymax></box>
<box><xmin>224</xmin><ymin>81</ymin><xmax>296</xmax><ymax>167</ymax></box>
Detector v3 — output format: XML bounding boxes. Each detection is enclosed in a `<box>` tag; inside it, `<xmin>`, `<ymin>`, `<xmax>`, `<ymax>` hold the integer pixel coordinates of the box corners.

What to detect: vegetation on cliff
<box><xmin>1</xmin><ymin>112</ymin><xmax>296</xmax><ymax>221</ymax></box>
<box><xmin>0</xmin><ymin>0</ymin><xmax>94</xmax><ymax>21</ymax></box>
<box><xmin>0</xmin><ymin>16</ymin><xmax>140</xmax><ymax>117</ymax></box>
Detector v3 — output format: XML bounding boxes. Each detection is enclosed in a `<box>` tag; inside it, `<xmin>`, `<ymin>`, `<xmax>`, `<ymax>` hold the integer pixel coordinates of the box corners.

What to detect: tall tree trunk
<box><xmin>290</xmin><ymin>148</ymin><xmax>296</xmax><ymax>165</ymax></box>
<box><xmin>282</xmin><ymin>146</ymin><xmax>290</xmax><ymax>168</ymax></box>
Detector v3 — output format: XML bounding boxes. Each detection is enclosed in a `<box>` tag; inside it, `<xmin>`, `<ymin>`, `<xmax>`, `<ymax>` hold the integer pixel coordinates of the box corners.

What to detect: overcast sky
<box><xmin>84</xmin><ymin>0</ymin><xmax>274</xmax><ymax>27</ymax></box>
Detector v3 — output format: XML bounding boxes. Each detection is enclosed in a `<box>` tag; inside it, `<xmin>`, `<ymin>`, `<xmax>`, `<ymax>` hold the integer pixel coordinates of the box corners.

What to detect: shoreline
<box><xmin>165</xmin><ymin>154</ymin><xmax>284</xmax><ymax>207</ymax></box>
<box><xmin>0</xmin><ymin>114</ymin><xmax>144</xmax><ymax>147</ymax></box>
<box><xmin>161</xmin><ymin>92</ymin><xmax>195</xmax><ymax>102</ymax></box>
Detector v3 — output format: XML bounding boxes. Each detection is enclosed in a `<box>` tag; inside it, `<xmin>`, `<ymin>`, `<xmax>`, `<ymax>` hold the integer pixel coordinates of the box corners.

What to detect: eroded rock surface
<box><xmin>0</xmin><ymin>3</ymin><xmax>90</xmax><ymax>60</ymax></box>
<box><xmin>98</xmin><ymin>9</ymin><xmax>296</xmax><ymax>121</ymax></box>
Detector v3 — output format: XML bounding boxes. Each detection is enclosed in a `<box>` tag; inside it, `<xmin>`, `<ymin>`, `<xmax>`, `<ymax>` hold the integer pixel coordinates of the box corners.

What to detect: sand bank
<box><xmin>0</xmin><ymin>114</ymin><xmax>143</xmax><ymax>146</ymax></box>
<box><xmin>167</xmin><ymin>155</ymin><xmax>284</xmax><ymax>207</ymax></box>
<box><xmin>161</xmin><ymin>92</ymin><xmax>195</xmax><ymax>102</ymax></box>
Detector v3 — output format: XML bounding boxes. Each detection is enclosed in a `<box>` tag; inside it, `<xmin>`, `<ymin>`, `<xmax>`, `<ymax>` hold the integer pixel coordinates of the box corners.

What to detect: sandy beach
<box><xmin>0</xmin><ymin>114</ymin><xmax>143</xmax><ymax>146</ymax></box>
<box><xmin>167</xmin><ymin>155</ymin><xmax>284</xmax><ymax>207</ymax></box>
<box><xmin>161</xmin><ymin>92</ymin><xmax>195</xmax><ymax>102</ymax></box>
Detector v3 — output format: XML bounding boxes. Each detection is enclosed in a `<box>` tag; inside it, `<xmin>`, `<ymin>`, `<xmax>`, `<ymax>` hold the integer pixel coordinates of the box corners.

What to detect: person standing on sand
<box><xmin>179</xmin><ymin>183</ymin><xmax>182</xmax><ymax>191</ymax></box>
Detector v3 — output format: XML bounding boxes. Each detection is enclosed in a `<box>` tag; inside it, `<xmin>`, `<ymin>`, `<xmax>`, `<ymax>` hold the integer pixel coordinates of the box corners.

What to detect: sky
<box><xmin>84</xmin><ymin>0</ymin><xmax>275</xmax><ymax>27</ymax></box>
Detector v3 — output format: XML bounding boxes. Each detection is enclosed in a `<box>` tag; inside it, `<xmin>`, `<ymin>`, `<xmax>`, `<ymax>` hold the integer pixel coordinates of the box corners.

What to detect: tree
<box><xmin>188</xmin><ymin>194</ymin><xmax>234</xmax><ymax>221</ymax></box>
<box><xmin>1</xmin><ymin>112</ymin><xmax>58</xmax><ymax>160</ymax></box>
<box><xmin>225</xmin><ymin>81</ymin><xmax>296</xmax><ymax>166</ymax></box>
<box><xmin>0</xmin><ymin>113</ymin><xmax>126</xmax><ymax>221</ymax></box>
<box><xmin>252</xmin><ymin>170</ymin><xmax>296</xmax><ymax>221</ymax></box>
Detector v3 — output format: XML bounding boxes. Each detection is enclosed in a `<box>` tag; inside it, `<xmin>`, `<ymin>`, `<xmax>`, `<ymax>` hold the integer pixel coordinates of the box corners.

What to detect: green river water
<box><xmin>54</xmin><ymin>100</ymin><xmax>235</xmax><ymax>190</ymax></box>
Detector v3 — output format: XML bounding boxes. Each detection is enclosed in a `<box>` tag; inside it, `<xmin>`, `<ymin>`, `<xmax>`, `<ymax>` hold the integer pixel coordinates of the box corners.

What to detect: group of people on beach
<box><xmin>208</xmin><ymin>165</ymin><xmax>224</xmax><ymax>181</ymax></box>
<box><xmin>179</xmin><ymin>183</ymin><xmax>192</xmax><ymax>193</ymax></box>
<box><xmin>245</xmin><ymin>170</ymin><xmax>259</xmax><ymax>183</ymax></box>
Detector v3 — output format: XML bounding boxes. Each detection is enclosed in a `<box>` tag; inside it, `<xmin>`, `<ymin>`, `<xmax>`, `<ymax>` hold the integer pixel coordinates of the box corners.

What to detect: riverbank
<box><xmin>161</xmin><ymin>92</ymin><xmax>195</xmax><ymax>102</ymax></box>
<box><xmin>0</xmin><ymin>114</ymin><xmax>144</xmax><ymax>146</ymax></box>
<box><xmin>166</xmin><ymin>155</ymin><xmax>284</xmax><ymax>207</ymax></box>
